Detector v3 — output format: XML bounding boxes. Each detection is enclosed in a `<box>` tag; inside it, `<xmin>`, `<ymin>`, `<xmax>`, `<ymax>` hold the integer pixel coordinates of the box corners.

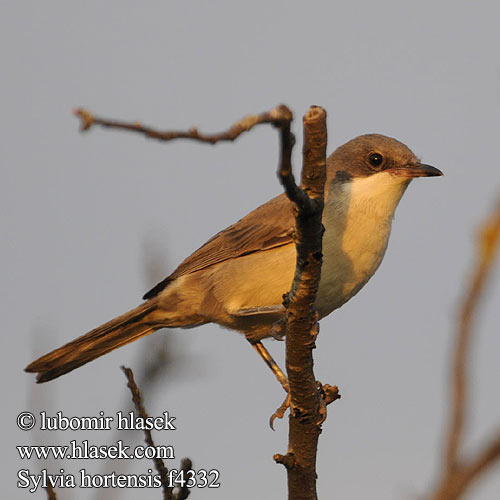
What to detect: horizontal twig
<box><xmin>73</xmin><ymin>105</ymin><xmax>293</xmax><ymax>145</ymax></box>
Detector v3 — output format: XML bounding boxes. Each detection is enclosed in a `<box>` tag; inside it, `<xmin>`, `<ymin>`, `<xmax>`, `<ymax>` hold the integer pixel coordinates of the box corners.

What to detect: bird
<box><xmin>26</xmin><ymin>133</ymin><xmax>442</xmax><ymax>383</ymax></box>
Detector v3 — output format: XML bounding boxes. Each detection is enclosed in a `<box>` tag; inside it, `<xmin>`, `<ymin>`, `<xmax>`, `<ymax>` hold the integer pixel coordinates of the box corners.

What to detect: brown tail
<box><xmin>25</xmin><ymin>300</ymin><xmax>160</xmax><ymax>383</ymax></box>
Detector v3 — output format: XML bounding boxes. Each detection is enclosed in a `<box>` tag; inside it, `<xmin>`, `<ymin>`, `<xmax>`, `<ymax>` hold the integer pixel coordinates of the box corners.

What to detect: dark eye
<box><xmin>368</xmin><ymin>153</ymin><xmax>384</xmax><ymax>168</ymax></box>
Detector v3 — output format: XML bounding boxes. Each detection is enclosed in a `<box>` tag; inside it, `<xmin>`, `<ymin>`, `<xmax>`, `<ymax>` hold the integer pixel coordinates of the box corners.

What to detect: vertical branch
<box><xmin>274</xmin><ymin>106</ymin><xmax>328</xmax><ymax>500</ymax></box>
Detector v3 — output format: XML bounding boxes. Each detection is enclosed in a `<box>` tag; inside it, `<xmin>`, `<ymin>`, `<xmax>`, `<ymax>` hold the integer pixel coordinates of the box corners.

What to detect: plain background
<box><xmin>2</xmin><ymin>1</ymin><xmax>500</xmax><ymax>498</ymax></box>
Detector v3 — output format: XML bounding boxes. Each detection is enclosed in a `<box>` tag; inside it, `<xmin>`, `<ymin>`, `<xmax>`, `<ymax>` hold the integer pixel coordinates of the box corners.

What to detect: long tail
<box><xmin>25</xmin><ymin>300</ymin><xmax>160</xmax><ymax>383</ymax></box>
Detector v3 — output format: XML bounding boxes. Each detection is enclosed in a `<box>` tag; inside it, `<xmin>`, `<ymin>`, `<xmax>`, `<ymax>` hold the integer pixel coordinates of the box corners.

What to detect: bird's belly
<box><xmin>315</xmin><ymin>216</ymin><xmax>391</xmax><ymax>318</ymax></box>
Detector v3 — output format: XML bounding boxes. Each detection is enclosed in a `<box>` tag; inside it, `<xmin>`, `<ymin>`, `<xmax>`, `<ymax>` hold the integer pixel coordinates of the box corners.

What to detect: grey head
<box><xmin>327</xmin><ymin>133</ymin><xmax>443</xmax><ymax>181</ymax></box>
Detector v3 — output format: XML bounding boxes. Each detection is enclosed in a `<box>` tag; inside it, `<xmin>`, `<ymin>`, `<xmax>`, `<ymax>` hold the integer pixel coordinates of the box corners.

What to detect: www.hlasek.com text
<box><xmin>18</xmin><ymin>440</ymin><xmax>174</xmax><ymax>460</ymax></box>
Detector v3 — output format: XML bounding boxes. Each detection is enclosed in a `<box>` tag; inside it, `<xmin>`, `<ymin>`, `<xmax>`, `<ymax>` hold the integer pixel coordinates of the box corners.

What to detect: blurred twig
<box><xmin>122</xmin><ymin>366</ymin><xmax>172</xmax><ymax>500</ymax></box>
<box><xmin>122</xmin><ymin>366</ymin><xmax>194</xmax><ymax>500</ymax></box>
<box><xmin>138</xmin><ymin>236</ymin><xmax>179</xmax><ymax>391</ymax></box>
<box><xmin>427</xmin><ymin>194</ymin><xmax>500</xmax><ymax>500</ymax></box>
<box><xmin>173</xmin><ymin>458</ymin><xmax>193</xmax><ymax>500</ymax></box>
<box><xmin>44</xmin><ymin>484</ymin><xmax>57</xmax><ymax>500</ymax></box>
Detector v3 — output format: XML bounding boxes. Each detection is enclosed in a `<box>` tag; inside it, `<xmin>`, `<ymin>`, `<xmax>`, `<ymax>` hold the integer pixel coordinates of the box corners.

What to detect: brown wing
<box><xmin>143</xmin><ymin>193</ymin><xmax>295</xmax><ymax>299</ymax></box>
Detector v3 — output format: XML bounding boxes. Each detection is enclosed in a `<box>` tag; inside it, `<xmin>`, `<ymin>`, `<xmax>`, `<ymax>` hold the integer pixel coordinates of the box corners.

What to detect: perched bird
<box><xmin>26</xmin><ymin>134</ymin><xmax>442</xmax><ymax>383</ymax></box>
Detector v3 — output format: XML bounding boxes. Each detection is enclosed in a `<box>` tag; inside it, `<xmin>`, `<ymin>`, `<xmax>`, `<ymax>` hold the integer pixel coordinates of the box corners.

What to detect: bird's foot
<box><xmin>269</xmin><ymin>382</ymin><xmax>340</xmax><ymax>430</ymax></box>
<box><xmin>269</xmin><ymin>392</ymin><xmax>291</xmax><ymax>430</ymax></box>
<box><xmin>317</xmin><ymin>382</ymin><xmax>341</xmax><ymax>425</ymax></box>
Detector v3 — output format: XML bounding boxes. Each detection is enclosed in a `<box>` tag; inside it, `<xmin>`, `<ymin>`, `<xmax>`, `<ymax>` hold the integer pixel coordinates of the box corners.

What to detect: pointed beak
<box><xmin>394</xmin><ymin>163</ymin><xmax>444</xmax><ymax>178</ymax></box>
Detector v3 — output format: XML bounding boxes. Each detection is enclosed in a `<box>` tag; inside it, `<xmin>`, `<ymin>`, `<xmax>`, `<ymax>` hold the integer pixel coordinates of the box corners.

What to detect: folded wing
<box><xmin>143</xmin><ymin>193</ymin><xmax>295</xmax><ymax>299</ymax></box>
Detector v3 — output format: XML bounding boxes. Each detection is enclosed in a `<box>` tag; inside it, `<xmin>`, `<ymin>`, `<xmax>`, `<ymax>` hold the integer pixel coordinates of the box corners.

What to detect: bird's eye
<box><xmin>368</xmin><ymin>153</ymin><xmax>384</xmax><ymax>168</ymax></box>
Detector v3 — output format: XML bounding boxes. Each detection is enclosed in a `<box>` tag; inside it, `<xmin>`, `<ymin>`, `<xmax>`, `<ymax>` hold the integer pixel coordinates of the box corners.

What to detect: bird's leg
<box><xmin>249</xmin><ymin>340</ymin><xmax>289</xmax><ymax>393</ymax></box>
<box><xmin>248</xmin><ymin>339</ymin><xmax>291</xmax><ymax>428</ymax></box>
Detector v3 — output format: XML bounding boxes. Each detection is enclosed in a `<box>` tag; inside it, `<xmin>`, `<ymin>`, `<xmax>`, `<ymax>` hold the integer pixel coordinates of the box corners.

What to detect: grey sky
<box><xmin>2</xmin><ymin>1</ymin><xmax>499</xmax><ymax>498</ymax></box>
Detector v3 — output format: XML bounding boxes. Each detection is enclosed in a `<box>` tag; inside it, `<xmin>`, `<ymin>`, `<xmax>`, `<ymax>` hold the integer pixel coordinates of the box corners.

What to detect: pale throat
<box><xmin>315</xmin><ymin>172</ymin><xmax>410</xmax><ymax>317</ymax></box>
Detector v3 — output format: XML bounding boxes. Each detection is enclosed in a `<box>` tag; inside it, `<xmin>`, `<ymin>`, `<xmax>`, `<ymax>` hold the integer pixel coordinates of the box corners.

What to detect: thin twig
<box><xmin>121</xmin><ymin>366</ymin><xmax>172</xmax><ymax>500</ymax></box>
<box><xmin>44</xmin><ymin>484</ymin><xmax>57</xmax><ymax>500</ymax></box>
<box><xmin>462</xmin><ymin>429</ymin><xmax>500</xmax><ymax>485</ymax></box>
<box><xmin>427</xmin><ymin>195</ymin><xmax>500</xmax><ymax>500</ymax></box>
<box><xmin>173</xmin><ymin>458</ymin><xmax>193</xmax><ymax>500</ymax></box>
<box><xmin>74</xmin><ymin>105</ymin><xmax>293</xmax><ymax>144</ymax></box>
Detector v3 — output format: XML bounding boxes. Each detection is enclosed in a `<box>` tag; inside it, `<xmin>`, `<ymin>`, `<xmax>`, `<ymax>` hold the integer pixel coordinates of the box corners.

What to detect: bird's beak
<box><xmin>393</xmin><ymin>163</ymin><xmax>443</xmax><ymax>178</ymax></box>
